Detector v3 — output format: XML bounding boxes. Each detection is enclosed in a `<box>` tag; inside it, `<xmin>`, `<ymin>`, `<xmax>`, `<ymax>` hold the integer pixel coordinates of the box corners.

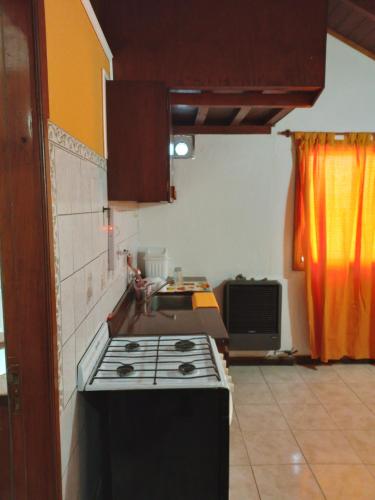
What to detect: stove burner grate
<box><xmin>125</xmin><ymin>341</ymin><xmax>140</xmax><ymax>352</ymax></box>
<box><xmin>178</xmin><ymin>362</ymin><xmax>196</xmax><ymax>375</ymax></box>
<box><xmin>117</xmin><ymin>364</ymin><xmax>134</xmax><ymax>377</ymax></box>
<box><xmin>175</xmin><ymin>339</ymin><xmax>195</xmax><ymax>352</ymax></box>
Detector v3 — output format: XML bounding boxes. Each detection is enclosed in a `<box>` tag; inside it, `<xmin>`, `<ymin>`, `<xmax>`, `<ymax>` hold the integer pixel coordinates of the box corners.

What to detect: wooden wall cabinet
<box><xmin>95</xmin><ymin>0</ymin><xmax>327</xmax><ymax>91</ymax></box>
<box><xmin>107</xmin><ymin>81</ymin><xmax>171</xmax><ymax>202</ymax></box>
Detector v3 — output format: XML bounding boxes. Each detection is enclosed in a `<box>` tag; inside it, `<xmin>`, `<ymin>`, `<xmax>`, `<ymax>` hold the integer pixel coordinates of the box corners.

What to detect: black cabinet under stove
<box><xmin>104</xmin><ymin>389</ymin><xmax>229</xmax><ymax>500</ymax></box>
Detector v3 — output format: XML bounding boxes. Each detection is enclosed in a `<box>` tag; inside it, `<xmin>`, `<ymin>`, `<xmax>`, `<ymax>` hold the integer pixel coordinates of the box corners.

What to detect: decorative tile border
<box><xmin>48</xmin><ymin>138</ymin><xmax>64</xmax><ymax>413</ymax></box>
<box><xmin>48</xmin><ymin>121</ymin><xmax>106</xmax><ymax>170</ymax></box>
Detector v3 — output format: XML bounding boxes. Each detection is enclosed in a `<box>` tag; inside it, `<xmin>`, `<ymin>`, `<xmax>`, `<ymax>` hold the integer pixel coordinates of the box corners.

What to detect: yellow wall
<box><xmin>44</xmin><ymin>0</ymin><xmax>110</xmax><ymax>156</ymax></box>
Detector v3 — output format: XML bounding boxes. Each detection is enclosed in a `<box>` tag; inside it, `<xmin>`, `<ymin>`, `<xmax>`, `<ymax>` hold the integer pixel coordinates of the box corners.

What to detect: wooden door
<box><xmin>0</xmin><ymin>0</ymin><xmax>61</xmax><ymax>498</ymax></box>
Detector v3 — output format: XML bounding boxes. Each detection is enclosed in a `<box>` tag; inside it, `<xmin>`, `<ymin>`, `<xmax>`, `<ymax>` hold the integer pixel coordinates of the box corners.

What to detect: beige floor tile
<box><xmin>365</xmin><ymin>401</ymin><xmax>375</xmax><ymax>415</ymax></box>
<box><xmin>230</xmin><ymin>366</ymin><xmax>265</xmax><ymax>385</ymax></box>
<box><xmin>366</xmin><ymin>465</ymin><xmax>375</xmax><ymax>478</ymax></box>
<box><xmin>233</xmin><ymin>383</ymin><xmax>275</xmax><ymax>405</ymax></box>
<box><xmin>349</xmin><ymin>382</ymin><xmax>375</xmax><ymax>405</ymax></box>
<box><xmin>311</xmin><ymin>464</ymin><xmax>375</xmax><ymax>499</ymax></box>
<box><xmin>324</xmin><ymin>402</ymin><xmax>375</xmax><ymax>430</ymax></box>
<box><xmin>230</xmin><ymin>426</ymin><xmax>250</xmax><ymax>465</ymax></box>
<box><xmin>236</xmin><ymin>405</ymin><xmax>288</xmax><ymax>432</ymax></box>
<box><xmin>309</xmin><ymin>381</ymin><xmax>361</xmax><ymax>405</ymax></box>
<box><xmin>232</xmin><ymin>410</ymin><xmax>240</xmax><ymax>429</ymax></box>
<box><xmin>260</xmin><ymin>366</ymin><xmax>303</xmax><ymax>384</ymax></box>
<box><xmin>297</xmin><ymin>365</ymin><xmax>341</xmax><ymax>383</ymax></box>
<box><xmin>269</xmin><ymin>382</ymin><xmax>319</xmax><ymax>404</ymax></box>
<box><xmin>294</xmin><ymin>430</ymin><xmax>361</xmax><ymax>464</ymax></box>
<box><xmin>253</xmin><ymin>464</ymin><xmax>324</xmax><ymax>499</ymax></box>
<box><xmin>344</xmin><ymin>430</ymin><xmax>375</xmax><ymax>464</ymax></box>
<box><xmin>229</xmin><ymin>466</ymin><xmax>259</xmax><ymax>500</ymax></box>
<box><xmin>242</xmin><ymin>430</ymin><xmax>305</xmax><ymax>465</ymax></box>
<box><xmin>280</xmin><ymin>403</ymin><xmax>337</xmax><ymax>431</ymax></box>
<box><xmin>333</xmin><ymin>364</ymin><xmax>375</xmax><ymax>384</ymax></box>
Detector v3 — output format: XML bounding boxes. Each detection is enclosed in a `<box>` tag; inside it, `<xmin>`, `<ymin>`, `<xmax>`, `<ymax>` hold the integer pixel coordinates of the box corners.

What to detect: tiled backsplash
<box><xmin>49</xmin><ymin>122</ymin><xmax>139</xmax><ymax>499</ymax></box>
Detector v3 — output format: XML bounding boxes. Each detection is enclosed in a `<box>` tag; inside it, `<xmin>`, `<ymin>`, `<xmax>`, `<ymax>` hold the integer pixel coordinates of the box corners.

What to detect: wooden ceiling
<box><xmin>92</xmin><ymin>0</ymin><xmax>375</xmax><ymax>134</ymax></box>
<box><xmin>328</xmin><ymin>0</ymin><xmax>375</xmax><ymax>61</ymax></box>
<box><xmin>171</xmin><ymin>91</ymin><xmax>318</xmax><ymax>135</ymax></box>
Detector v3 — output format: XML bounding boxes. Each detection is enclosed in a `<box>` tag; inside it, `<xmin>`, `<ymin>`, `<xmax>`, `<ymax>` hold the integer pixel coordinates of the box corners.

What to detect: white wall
<box><xmin>49</xmin><ymin>123</ymin><xmax>139</xmax><ymax>500</ymax></box>
<box><xmin>139</xmin><ymin>35</ymin><xmax>375</xmax><ymax>355</ymax></box>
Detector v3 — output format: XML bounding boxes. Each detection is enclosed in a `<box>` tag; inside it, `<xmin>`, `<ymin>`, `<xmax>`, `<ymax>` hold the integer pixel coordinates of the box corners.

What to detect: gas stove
<box><xmin>77</xmin><ymin>323</ymin><xmax>232</xmax><ymax>500</ymax></box>
<box><xmin>78</xmin><ymin>323</ymin><xmax>232</xmax><ymax>392</ymax></box>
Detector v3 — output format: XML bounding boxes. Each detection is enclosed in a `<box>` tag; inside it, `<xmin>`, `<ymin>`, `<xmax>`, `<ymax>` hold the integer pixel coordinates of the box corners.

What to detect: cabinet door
<box><xmin>107</xmin><ymin>81</ymin><xmax>171</xmax><ymax>202</ymax></box>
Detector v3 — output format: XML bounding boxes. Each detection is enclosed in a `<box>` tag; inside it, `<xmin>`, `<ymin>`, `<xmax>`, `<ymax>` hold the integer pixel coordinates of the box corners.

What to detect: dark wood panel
<box><xmin>170</xmin><ymin>91</ymin><xmax>318</xmax><ymax>108</ymax></box>
<box><xmin>231</xmin><ymin>107</ymin><xmax>252</xmax><ymax>126</ymax></box>
<box><xmin>328</xmin><ymin>0</ymin><xmax>375</xmax><ymax>58</ymax></box>
<box><xmin>205</xmin><ymin>107</ymin><xmax>238</xmax><ymax>126</ymax></box>
<box><xmin>107</xmin><ymin>81</ymin><xmax>171</xmax><ymax>202</ymax></box>
<box><xmin>341</xmin><ymin>0</ymin><xmax>375</xmax><ymax>20</ymax></box>
<box><xmin>0</xmin><ymin>0</ymin><xmax>61</xmax><ymax>499</ymax></box>
<box><xmin>0</xmin><ymin>398</ymin><xmax>11</xmax><ymax>500</ymax></box>
<box><xmin>93</xmin><ymin>0</ymin><xmax>327</xmax><ymax>90</ymax></box>
<box><xmin>173</xmin><ymin>125</ymin><xmax>271</xmax><ymax>135</ymax></box>
<box><xmin>352</xmin><ymin>22</ymin><xmax>375</xmax><ymax>44</ymax></box>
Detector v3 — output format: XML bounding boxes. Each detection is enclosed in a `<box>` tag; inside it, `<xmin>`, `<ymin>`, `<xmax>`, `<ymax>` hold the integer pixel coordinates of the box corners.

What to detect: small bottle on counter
<box><xmin>174</xmin><ymin>267</ymin><xmax>183</xmax><ymax>286</ymax></box>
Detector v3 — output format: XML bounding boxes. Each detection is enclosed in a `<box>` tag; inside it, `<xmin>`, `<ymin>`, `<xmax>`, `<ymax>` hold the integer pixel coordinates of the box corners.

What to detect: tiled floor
<box><xmin>229</xmin><ymin>363</ymin><xmax>375</xmax><ymax>499</ymax></box>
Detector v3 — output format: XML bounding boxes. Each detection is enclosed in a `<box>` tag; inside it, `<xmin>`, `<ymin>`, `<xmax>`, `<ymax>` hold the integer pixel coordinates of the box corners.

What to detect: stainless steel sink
<box><xmin>150</xmin><ymin>294</ymin><xmax>192</xmax><ymax>311</ymax></box>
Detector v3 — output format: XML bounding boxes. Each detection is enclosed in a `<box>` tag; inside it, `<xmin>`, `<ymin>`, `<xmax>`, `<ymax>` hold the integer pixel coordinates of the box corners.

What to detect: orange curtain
<box><xmin>294</xmin><ymin>132</ymin><xmax>375</xmax><ymax>362</ymax></box>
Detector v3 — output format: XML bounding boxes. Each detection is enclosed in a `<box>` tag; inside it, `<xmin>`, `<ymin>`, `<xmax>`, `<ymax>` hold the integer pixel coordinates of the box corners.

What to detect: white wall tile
<box><xmin>85</xmin><ymin>260</ymin><xmax>96</xmax><ymax>313</ymax></box>
<box><xmin>62</xmin><ymin>333</ymin><xmax>76</xmax><ymax>406</ymax></box>
<box><xmin>70</xmin><ymin>156</ymin><xmax>83</xmax><ymax>215</ymax></box>
<box><xmin>92</xmin><ymin>212</ymin><xmax>107</xmax><ymax>258</ymax></box>
<box><xmin>80</xmin><ymin>160</ymin><xmax>93</xmax><ymax>213</ymax></box>
<box><xmin>73</xmin><ymin>267</ymin><xmax>86</xmax><ymax>328</ymax></box>
<box><xmin>58</xmin><ymin>216</ymin><xmax>74</xmax><ymax>281</ymax></box>
<box><xmin>60</xmin><ymin>391</ymin><xmax>79</xmax><ymax>474</ymax></box>
<box><xmin>72</xmin><ymin>214</ymin><xmax>93</xmax><ymax>271</ymax></box>
<box><xmin>72</xmin><ymin>214</ymin><xmax>84</xmax><ymax>271</ymax></box>
<box><xmin>55</xmin><ymin>147</ymin><xmax>79</xmax><ymax>215</ymax></box>
<box><xmin>98</xmin><ymin>252</ymin><xmax>109</xmax><ymax>296</ymax></box>
<box><xmin>84</xmin><ymin>310</ymin><xmax>96</xmax><ymax>348</ymax></box>
<box><xmin>84</xmin><ymin>213</ymin><xmax>94</xmax><ymax>264</ymax></box>
<box><xmin>60</xmin><ymin>276</ymin><xmax>75</xmax><ymax>345</ymax></box>
<box><xmin>98</xmin><ymin>167</ymin><xmax>108</xmax><ymax>208</ymax></box>
<box><xmin>89</xmin><ymin>167</ymin><xmax>101</xmax><ymax>213</ymax></box>
<box><xmin>75</xmin><ymin>318</ymin><xmax>88</xmax><ymax>365</ymax></box>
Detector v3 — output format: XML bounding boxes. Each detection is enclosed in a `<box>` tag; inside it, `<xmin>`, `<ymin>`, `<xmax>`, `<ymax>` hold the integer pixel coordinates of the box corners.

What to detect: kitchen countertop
<box><xmin>109</xmin><ymin>282</ymin><xmax>228</xmax><ymax>341</ymax></box>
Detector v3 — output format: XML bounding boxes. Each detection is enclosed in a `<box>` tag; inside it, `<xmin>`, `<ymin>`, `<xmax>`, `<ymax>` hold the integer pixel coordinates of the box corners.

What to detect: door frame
<box><xmin>0</xmin><ymin>0</ymin><xmax>61</xmax><ymax>498</ymax></box>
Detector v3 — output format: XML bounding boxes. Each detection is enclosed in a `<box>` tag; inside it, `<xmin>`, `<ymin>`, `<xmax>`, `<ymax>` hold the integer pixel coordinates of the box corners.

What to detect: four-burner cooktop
<box><xmin>77</xmin><ymin>323</ymin><xmax>230</xmax><ymax>392</ymax></box>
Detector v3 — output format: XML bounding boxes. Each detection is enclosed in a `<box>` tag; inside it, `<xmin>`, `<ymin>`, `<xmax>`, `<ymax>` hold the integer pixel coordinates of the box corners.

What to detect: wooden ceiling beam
<box><xmin>340</xmin><ymin>0</ymin><xmax>375</xmax><ymax>21</ymax></box>
<box><xmin>170</xmin><ymin>91</ymin><xmax>316</xmax><ymax>108</ymax></box>
<box><xmin>231</xmin><ymin>106</ymin><xmax>252</xmax><ymax>126</ymax></box>
<box><xmin>266</xmin><ymin>108</ymin><xmax>294</xmax><ymax>126</ymax></box>
<box><xmin>173</xmin><ymin>125</ymin><xmax>271</xmax><ymax>135</ymax></box>
<box><xmin>195</xmin><ymin>106</ymin><xmax>209</xmax><ymax>125</ymax></box>
<box><xmin>328</xmin><ymin>28</ymin><xmax>375</xmax><ymax>61</ymax></box>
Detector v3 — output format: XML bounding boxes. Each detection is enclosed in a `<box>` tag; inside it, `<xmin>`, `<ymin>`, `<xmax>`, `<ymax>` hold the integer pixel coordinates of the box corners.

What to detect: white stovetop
<box><xmin>78</xmin><ymin>323</ymin><xmax>229</xmax><ymax>392</ymax></box>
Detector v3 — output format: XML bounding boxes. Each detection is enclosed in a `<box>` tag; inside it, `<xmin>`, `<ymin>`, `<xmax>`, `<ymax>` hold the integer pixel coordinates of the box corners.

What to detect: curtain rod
<box><xmin>278</xmin><ymin>130</ymin><xmax>375</xmax><ymax>137</ymax></box>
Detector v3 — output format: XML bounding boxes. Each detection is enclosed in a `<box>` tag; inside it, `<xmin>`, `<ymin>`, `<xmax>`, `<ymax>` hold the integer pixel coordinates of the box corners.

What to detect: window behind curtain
<box><xmin>293</xmin><ymin>138</ymin><xmax>375</xmax><ymax>270</ymax></box>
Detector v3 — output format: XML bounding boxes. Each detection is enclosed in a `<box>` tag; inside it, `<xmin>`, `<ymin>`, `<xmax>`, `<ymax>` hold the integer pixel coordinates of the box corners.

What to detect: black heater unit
<box><xmin>224</xmin><ymin>279</ymin><xmax>281</xmax><ymax>350</ymax></box>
